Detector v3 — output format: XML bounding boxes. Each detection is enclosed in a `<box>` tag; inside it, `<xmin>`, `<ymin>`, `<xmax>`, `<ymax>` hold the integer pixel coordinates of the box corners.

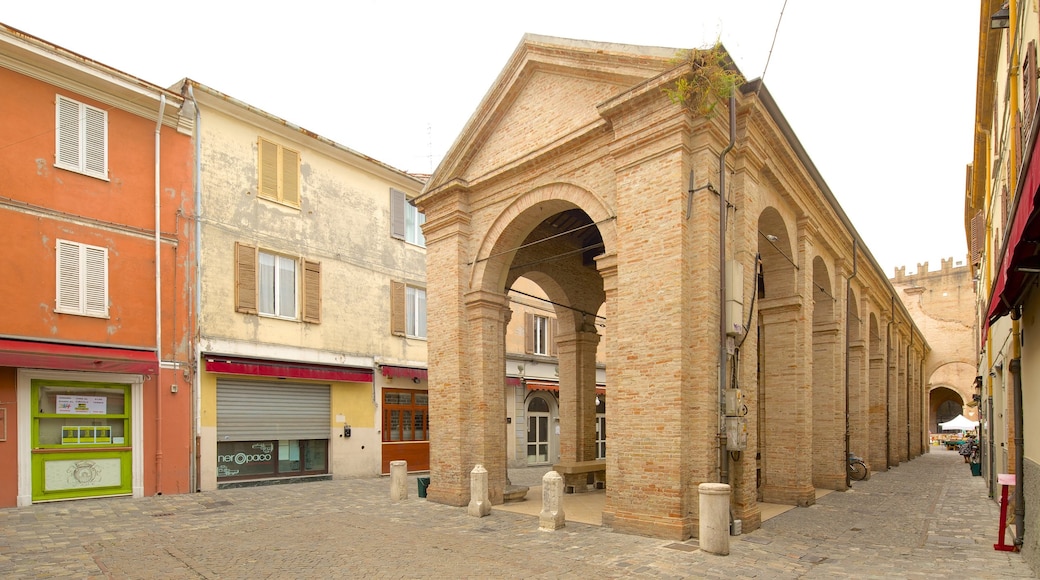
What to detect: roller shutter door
<box><xmin>217</xmin><ymin>380</ymin><xmax>330</xmax><ymax>441</ymax></box>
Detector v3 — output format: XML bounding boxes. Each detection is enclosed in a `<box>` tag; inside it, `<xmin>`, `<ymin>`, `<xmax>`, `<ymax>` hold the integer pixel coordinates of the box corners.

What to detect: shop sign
<box><xmin>56</xmin><ymin>395</ymin><xmax>107</xmax><ymax>415</ymax></box>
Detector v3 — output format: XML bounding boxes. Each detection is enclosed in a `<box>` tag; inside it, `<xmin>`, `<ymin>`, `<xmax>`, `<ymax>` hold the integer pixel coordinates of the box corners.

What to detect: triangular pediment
<box><xmin>421</xmin><ymin>34</ymin><xmax>682</xmax><ymax>197</ymax></box>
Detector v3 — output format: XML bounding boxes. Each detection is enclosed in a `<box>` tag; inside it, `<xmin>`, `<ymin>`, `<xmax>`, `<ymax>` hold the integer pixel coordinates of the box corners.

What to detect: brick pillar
<box><xmin>758</xmin><ymin>301</ymin><xmax>815</xmax><ymax>506</ymax></box>
<box><xmin>813</xmin><ymin>322</ymin><xmax>845</xmax><ymax>490</ymax></box>
<box><xmin>556</xmin><ymin>327</ymin><xmax>601</xmax><ymax>464</ymax></box>
<box><xmin>463</xmin><ymin>289</ymin><xmax>511</xmax><ymax>505</ymax></box>
<box><xmin>595</xmin><ymin>252</ymin><xmax>619</xmax><ymax>519</ymax></box>
<box><xmin>848</xmin><ymin>341</ymin><xmax>868</xmax><ymax>468</ymax></box>
<box><xmin>869</xmin><ymin>349</ymin><xmax>886</xmax><ymax>472</ymax></box>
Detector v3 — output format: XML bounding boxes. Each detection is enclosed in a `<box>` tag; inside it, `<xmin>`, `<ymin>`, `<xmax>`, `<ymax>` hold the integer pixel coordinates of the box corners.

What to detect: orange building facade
<box><xmin>0</xmin><ymin>25</ymin><xmax>195</xmax><ymax>505</ymax></box>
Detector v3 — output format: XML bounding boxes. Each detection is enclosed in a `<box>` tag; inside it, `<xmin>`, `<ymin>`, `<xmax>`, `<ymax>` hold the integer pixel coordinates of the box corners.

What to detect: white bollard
<box><xmin>698</xmin><ymin>482</ymin><xmax>731</xmax><ymax>555</ymax></box>
<box><xmin>468</xmin><ymin>464</ymin><xmax>491</xmax><ymax>517</ymax></box>
<box><xmin>539</xmin><ymin>471</ymin><xmax>565</xmax><ymax>531</ymax></box>
<box><xmin>389</xmin><ymin>460</ymin><xmax>408</xmax><ymax>501</ymax></box>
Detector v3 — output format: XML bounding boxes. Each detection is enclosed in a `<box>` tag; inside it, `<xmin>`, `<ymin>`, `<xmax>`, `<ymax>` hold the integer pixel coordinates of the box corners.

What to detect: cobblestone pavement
<box><xmin>0</xmin><ymin>448</ymin><xmax>1034</xmax><ymax>579</ymax></box>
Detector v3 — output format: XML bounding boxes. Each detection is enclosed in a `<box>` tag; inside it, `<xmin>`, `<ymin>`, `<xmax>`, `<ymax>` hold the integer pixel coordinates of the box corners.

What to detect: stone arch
<box><xmin>757</xmin><ymin>207</ymin><xmax>795</xmax><ymax>298</ymax></box>
<box><xmin>469</xmin><ymin>181</ymin><xmax>616</xmax><ymax>297</ymax></box>
<box><xmin>756</xmin><ymin>206</ymin><xmax>813</xmax><ymax>505</ymax></box>
<box><xmin>928</xmin><ymin>386</ymin><xmax>966</xmax><ymax>433</ymax></box>
<box><xmin>928</xmin><ymin>360</ymin><xmax>978</xmax><ymax>423</ymax></box>
<box><xmin>811</xmin><ymin>256</ymin><xmax>843</xmax><ymax>489</ymax></box>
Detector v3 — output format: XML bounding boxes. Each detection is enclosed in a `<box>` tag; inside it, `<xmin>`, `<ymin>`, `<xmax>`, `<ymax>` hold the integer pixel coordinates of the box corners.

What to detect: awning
<box><xmin>0</xmin><ymin>338</ymin><xmax>158</xmax><ymax>374</ymax></box>
<box><xmin>205</xmin><ymin>355</ymin><xmax>372</xmax><ymax>383</ymax></box>
<box><xmin>380</xmin><ymin>365</ymin><xmax>427</xmax><ymax>381</ymax></box>
<box><xmin>506</xmin><ymin>376</ymin><xmax>522</xmax><ymax>386</ymax></box>
<box><xmin>987</xmin><ymin>129</ymin><xmax>1040</xmax><ymax>331</ymax></box>
<box><xmin>525</xmin><ymin>379</ymin><xmax>605</xmax><ymax>394</ymax></box>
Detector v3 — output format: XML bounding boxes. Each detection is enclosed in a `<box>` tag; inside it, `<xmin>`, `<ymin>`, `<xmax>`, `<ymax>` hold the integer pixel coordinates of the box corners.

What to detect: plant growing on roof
<box><xmin>663</xmin><ymin>40</ymin><xmax>745</xmax><ymax>119</ymax></box>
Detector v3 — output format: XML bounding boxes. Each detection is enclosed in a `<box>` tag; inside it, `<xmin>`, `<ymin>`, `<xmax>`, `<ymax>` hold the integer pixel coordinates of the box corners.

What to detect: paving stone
<box><xmin>0</xmin><ymin>448</ymin><xmax>1035</xmax><ymax>578</ymax></box>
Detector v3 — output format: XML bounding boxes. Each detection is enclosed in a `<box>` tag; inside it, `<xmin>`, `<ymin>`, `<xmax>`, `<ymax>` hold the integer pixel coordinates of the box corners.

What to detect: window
<box><xmin>216</xmin><ymin>439</ymin><xmax>327</xmax><ymax>480</ymax></box>
<box><xmin>390</xmin><ymin>281</ymin><xmax>426</xmax><ymax>338</ymax></box>
<box><xmin>525</xmin><ymin>313</ymin><xmax>556</xmax><ymax>356</ymax></box>
<box><xmin>55</xmin><ymin>239</ymin><xmax>108</xmax><ymax>317</ymax></box>
<box><xmin>55</xmin><ymin>95</ymin><xmax>108</xmax><ymax>180</ymax></box>
<box><xmin>234</xmin><ymin>242</ymin><xmax>321</xmax><ymax>322</ymax></box>
<box><xmin>258</xmin><ymin>137</ymin><xmax>300</xmax><ymax>206</ymax></box>
<box><xmin>390</xmin><ymin>188</ymin><xmax>425</xmax><ymax>246</ymax></box>
<box><xmin>382</xmin><ymin>389</ymin><xmax>429</xmax><ymax>442</ymax></box>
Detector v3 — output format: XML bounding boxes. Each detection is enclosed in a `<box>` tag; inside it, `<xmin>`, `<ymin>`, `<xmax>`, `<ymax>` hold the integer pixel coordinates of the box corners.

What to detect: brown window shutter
<box><xmin>550</xmin><ymin>318</ymin><xmax>558</xmax><ymax>356</ymax></box>
<box><xmin>390</xmin><ymin>281</ymin><xmax>406</xmax><ymax>336</ymax></box>
<box><xmin>525</xmin><ymin>312</ymin><xmax>535</xmax><ymax>353</ymax></box>
<box><xmin>970</xmin><ymin>210</ymin><xmax>984</xmax><ymax>266</ymax></box>
<box><xmin>235</xmin><ymin>242</ymin><xmax>257</xmax><ymax>314</ymax></box>
<box><xmin>1026</xmin><ymin>42</ymin><xmax>1038</xmax><ymax>129</ymax></box>
<box><xmin>282</xmin><ymin>147</ymin><xmax>300</xmax><ymax>206</ymax></box>
<box><xmin>390</xmin><ymin>188</ymin><xmax>406</xmax><ymax>240</ymax></box>
<box><xmin>259</xmin><ymin>138</ymin><xmax>279</xmax><ymax>200</ymax></box>
<box><xmin>302</xmin><ymin>259</ymin><xmax>321</xmax><ymax>323</ymax></box>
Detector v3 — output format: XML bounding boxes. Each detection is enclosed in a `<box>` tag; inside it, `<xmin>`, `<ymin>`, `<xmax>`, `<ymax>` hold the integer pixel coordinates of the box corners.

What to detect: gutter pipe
<box><xmin>154</xmin><ymin>94</ymin><xmax>166</xmax><ymax>494</ymax></box>
<box><xmin>718</xmin><ymin>93</ymin><xmax>735</xmax><ymax>484</ymax></box>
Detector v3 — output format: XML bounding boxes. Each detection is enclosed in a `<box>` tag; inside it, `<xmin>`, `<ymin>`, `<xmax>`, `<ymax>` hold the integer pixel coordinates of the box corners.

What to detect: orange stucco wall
<box><xmin>0</xmin><ymin>63</ymin><xmax>195</xmax><ymax>505</ymax></box>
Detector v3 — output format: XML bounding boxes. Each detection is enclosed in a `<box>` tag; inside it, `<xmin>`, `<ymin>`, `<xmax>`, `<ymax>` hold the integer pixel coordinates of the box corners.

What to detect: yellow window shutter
<box><xmin>235</xmin><ymin>242</ymin><xmax>257</xmax><ymax>314</ymax></box>
<box><xmin>281</xmin><ymin>147</ymin><xmax>300</xmax><ymax>206</ymax></box>
<box><xmin>391</xmin><ymin>281</ymin><xmax>406</xmax><ymax>336</ymax></box>
<box><xmin>259</xmin><ymin>138</ymin><xmax>279</xmax><ymax>200</ymax></box>
<box><xmin>302</xmin><ymin>259</ymin><xmax>321</xmax><ymax>323</ymax></box>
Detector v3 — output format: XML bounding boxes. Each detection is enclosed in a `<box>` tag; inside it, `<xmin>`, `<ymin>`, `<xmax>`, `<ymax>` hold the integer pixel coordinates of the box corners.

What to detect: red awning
<box><xmin>205</xmin><ymin>355</ymin><xmax>372</xmax><ymax>383</ymax></box>
<box><xmin>0</xmin><ymin>339</ymin><xmax>158</xmax><ymax>374</ymax></box>
<box><xmin>987</xmin><ymin>136</ymin><xmax>1040</xmax><ymax>331</ymax></box>
<box><xmin>380</xmin><ymin>365</ymin><xmax>428</xmax><ymax>380</ymax></box>
<box><xmin>506</xmin><ymin>376</ymin><xmax>522</xmax><ymax>386</ymax></box>
<box><xmin>525</xmin><ymin>379</ymin><xmax>605</xmax><ymax>394</ymax></box>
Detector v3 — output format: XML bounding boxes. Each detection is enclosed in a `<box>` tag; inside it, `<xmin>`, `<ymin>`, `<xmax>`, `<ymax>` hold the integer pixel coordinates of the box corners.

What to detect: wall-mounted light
<box><xmin>991</xmin><ymin>6</ymin><xmax>1010</xmax><ymax>29</ymax></box>
<box><xmin>412</xmin><ymin>376</ymin><xmax>421</xmax><ymax>384</ymax></box>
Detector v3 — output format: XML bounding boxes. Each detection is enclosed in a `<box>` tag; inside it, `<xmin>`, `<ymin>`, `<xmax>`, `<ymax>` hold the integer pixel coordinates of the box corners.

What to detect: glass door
<box><xmin>526</xmin><ymin>397</ymin><xmax>550</xmax><ymax>464</ymax></box>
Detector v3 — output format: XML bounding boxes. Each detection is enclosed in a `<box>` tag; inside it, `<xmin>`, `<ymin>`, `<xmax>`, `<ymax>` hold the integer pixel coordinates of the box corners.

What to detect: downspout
<box><xmin>844</xmin><ymin>241</ymin><xmax>857</xmax><ymax>486</ymax></box>
<box><xmin>188</xmin><ymin>83</ymin><xmax>202</xmax><ymax>493</ymax></box>
<box><xmin>154</xmin><ymin>94</ymin><xmax>166</xmax><ymax>494</ymax></box>
<box><xmin>1010</xmin><ymin>310</ymin><xmax>1024</xmax><ymax>546</ymax></box>
<box><xmin>718</xmin><ymin>93</ymin><xmax>736</xmax><ymax>484</ymax></box>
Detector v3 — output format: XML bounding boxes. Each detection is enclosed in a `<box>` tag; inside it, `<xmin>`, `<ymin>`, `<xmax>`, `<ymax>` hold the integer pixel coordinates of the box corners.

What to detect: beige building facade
<box><xmin>968</xmin><ymin>1</ymin><xmax>1039</xmax><ymax>570</ymax></box>
<box><xmin>179</xmin><ymin>81</ymin><xmax>427</xmax><ymax>491</ymax></box>
<box><xmin>418</xmin><ymin>35</ymin><xmax>928</xmax><ymax>540</ymax></box>
<box><xmin>891</xmin><ymin>259</ymin><xmax>978</xmax><ymax>432</ymax></box>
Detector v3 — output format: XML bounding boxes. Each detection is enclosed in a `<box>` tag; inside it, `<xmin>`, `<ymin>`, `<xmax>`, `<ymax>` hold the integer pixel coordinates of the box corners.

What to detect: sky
<box><xmin>2</xmin><ymin>1</ymin><xmax>977</xmax><ymax>277</ymax></box>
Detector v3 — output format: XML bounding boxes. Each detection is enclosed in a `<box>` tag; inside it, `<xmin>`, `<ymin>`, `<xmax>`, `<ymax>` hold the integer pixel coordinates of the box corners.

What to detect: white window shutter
<box><xmin>56</xmin><ymin>96</ymin><xmax>81</xmax><ymax>169</ymax></box>
<box><xmin>56</xmin><ymin>240</ymin><xmax>82</xmax><ymax>312</ymax></box>
<box><xmin>84</xmin><ymin>245</ymin><xmax>108</xmax><ymax>316</ymax></box>
<box><xmin>83</xmin><ymin>105</ymin><xmax>107</xmax><ymax>178</ymax></box>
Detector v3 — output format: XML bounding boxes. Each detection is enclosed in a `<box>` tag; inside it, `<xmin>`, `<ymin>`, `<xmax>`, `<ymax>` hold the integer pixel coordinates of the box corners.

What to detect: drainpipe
<box><xmin>187</xmin><ymin>83</ymin><xmax>202</xmax><ymax>493</ymax></box>
<box><xmin>718</xmin><ymin>93</ymin><xmax>736</xmax><ymax>484</ymax></box>
<box><xmin>154</xmin><ymin>94</ymin><xmax>166</xmax><ymax>494</ymax></box>
<box><xmin>1010</xmin><ymin>309</ymin><xmax>1024</xmax><ymax>545</ymax></box>
<box><xmin>844</xmin><ymin>241</ymin><xmax>856</xmax><ymax>486</ymax></box>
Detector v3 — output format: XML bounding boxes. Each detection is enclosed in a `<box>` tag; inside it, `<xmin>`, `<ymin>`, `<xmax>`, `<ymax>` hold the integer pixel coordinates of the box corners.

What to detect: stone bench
<box><xmin>552</xmin><ymin>460</ymin><xmax>606</xmax><ymax>493</ymax></box>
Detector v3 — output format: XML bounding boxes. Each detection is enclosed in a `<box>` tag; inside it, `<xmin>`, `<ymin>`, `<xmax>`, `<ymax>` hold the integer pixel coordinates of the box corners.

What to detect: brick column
<box><xmin>812</xmin><ymin>322</ymin><xmax>845</xmax><ymax>490</ymax></box>
<box><xmin>463</xmin><ymin>289</ymin><xmax>511</xmax><ymax>505</ymax></box>
<box><xmin>556</xmin><ymin>327</ymin><xmax>601</xmax><ymax>463</ymax></box>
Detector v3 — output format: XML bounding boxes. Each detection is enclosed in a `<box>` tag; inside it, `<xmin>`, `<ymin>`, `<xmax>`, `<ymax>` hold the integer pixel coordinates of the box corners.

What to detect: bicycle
<box><xmin>847</xmin><ymin>452</ymin><xmax>869</xmax><ymax>481</ymax></box>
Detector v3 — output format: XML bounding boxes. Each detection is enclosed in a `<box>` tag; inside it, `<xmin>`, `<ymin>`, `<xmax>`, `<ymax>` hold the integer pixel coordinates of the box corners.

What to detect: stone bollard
<box><xmin>698</xmin><ymin>482</ymin><xmax>731</xmax><ymax>555</ymax></box>
<box><xmin>467</xmin><ymin>464</ymin><xmax>491</xmax><ymax>517</ymax></box>
<box><xmin>389</xmin><ymin>460</ymin><xmax>408</xmax><ymax>501</ymax></box>
<box><xmin>539</xmin><ymin>470</ymin><xmax>565</xmax><ymax>531</ymax></box>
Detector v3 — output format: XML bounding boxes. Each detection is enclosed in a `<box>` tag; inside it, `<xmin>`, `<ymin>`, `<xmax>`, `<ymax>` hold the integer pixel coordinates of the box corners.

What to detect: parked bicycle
<box><xmin>847</xmin><ymin>452</ymin><xmax>869</xmax><ymax>481</ymax></box>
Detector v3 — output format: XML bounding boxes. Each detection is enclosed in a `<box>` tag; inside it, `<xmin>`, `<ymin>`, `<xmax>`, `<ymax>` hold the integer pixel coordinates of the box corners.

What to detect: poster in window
<box><xmin>56</xmin><ymin>395</ymin><xmax>107</xmax><ymax>415</ymax></box>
